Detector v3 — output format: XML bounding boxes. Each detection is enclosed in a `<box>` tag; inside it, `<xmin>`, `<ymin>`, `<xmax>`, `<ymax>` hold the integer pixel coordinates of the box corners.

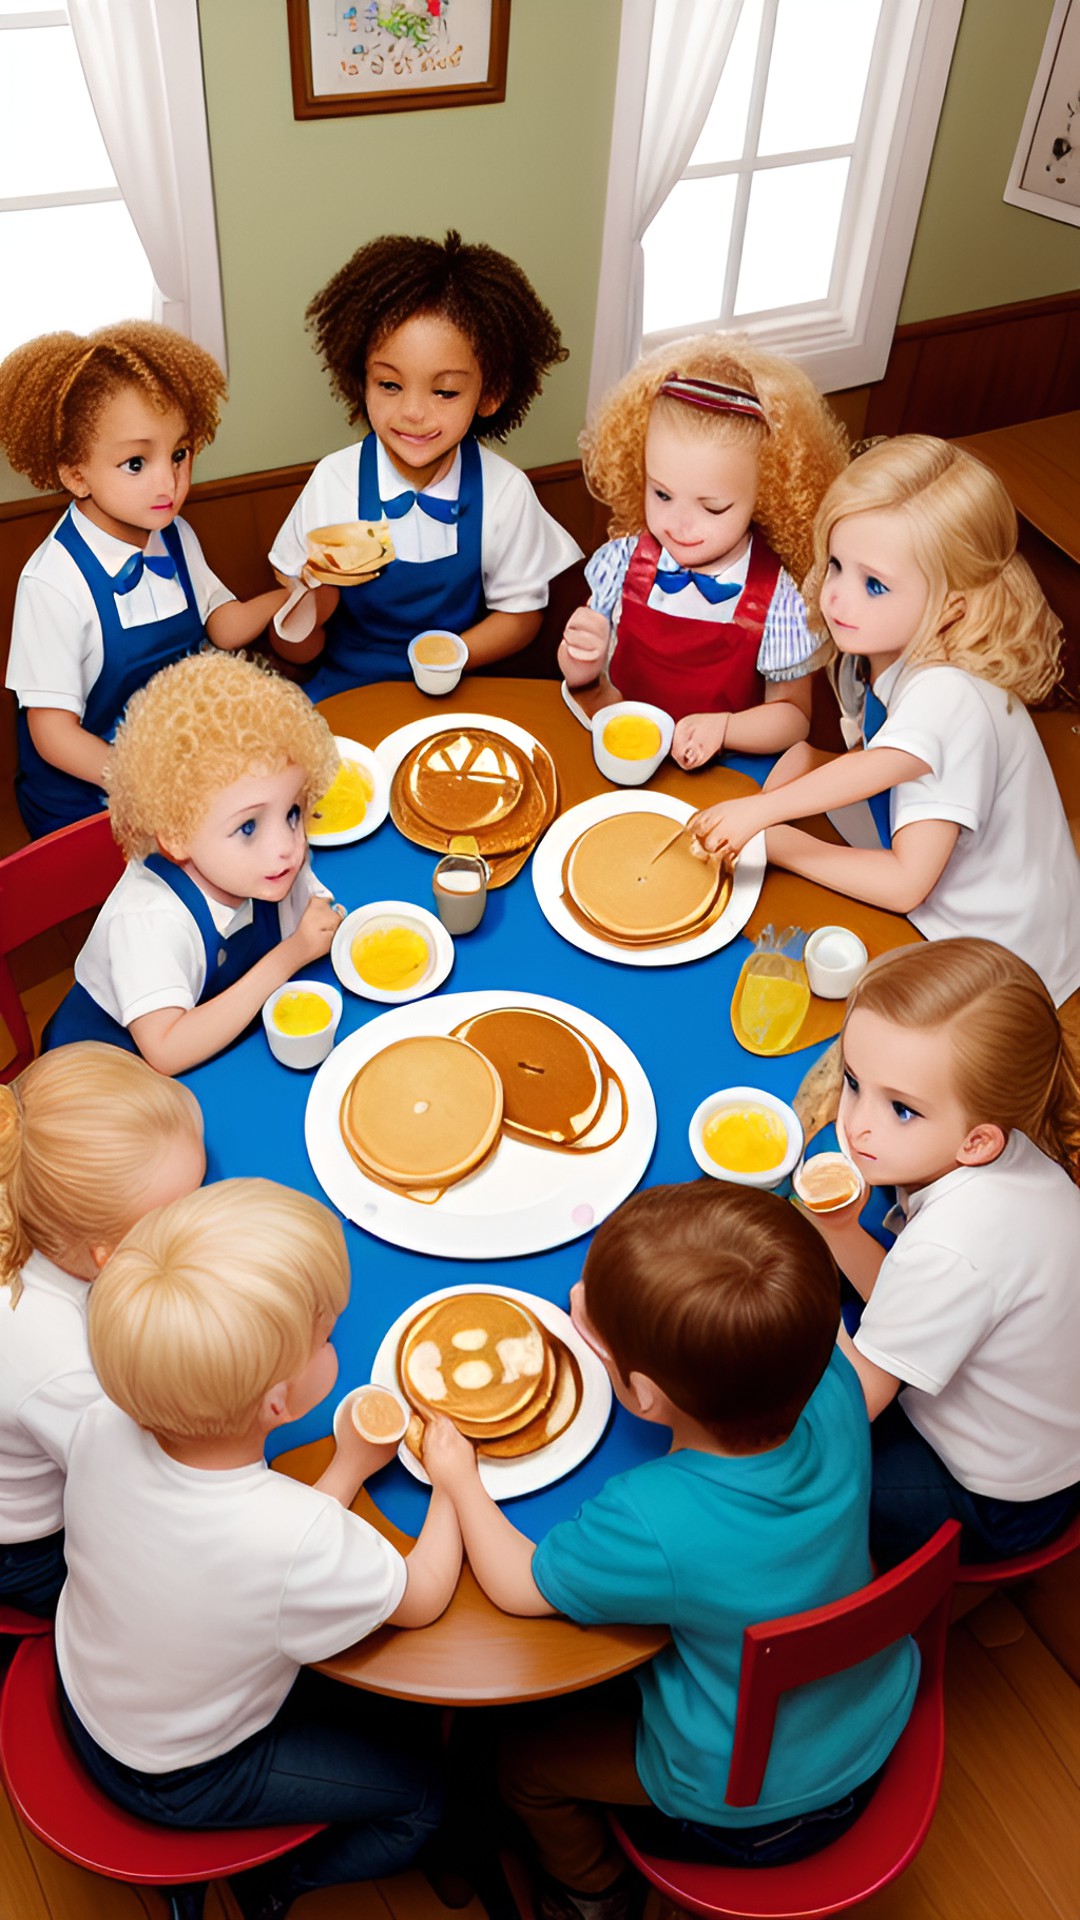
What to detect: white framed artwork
<box><xmin>1004</xmin><ymin>0</ymin><xmax>1080</xmax><ymax>227</ymax></box>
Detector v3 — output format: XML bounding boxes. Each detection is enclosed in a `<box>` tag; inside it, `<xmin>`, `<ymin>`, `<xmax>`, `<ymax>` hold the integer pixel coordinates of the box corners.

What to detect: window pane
<box><xmin>0</xmin><ymin>203</ymin><xmax>154</xmax><ymax>356</ymax></box>
<box><xmin>734</xmin><ymin>157</ymin><xmax>849</xmax><ymax>314</ymax></box>
<box><xmin>643</xmin><ymin>175</ymin><xmax>737</xmax><ymax>335</ymax></box>
<box><xmin>758</xmin><ymin>0</ymin><xmax>881</xmax><ymax>156</ymax></box>
<box><xmin>0</xmin><ymin>22</ymin><xmax>115</xmax><ymax>197</ymax></box>
<box><xmin>688</xmin><ymin>0</ymin><xmax>764</xmax><ymax>167</ymax></box>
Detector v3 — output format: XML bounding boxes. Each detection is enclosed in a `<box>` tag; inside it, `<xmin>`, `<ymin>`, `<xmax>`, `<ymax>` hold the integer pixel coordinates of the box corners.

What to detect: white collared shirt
<box><xmin>0</xmin><ymin>1251</ymin><xmax>100</xmax><ymax>1542</ymax></box>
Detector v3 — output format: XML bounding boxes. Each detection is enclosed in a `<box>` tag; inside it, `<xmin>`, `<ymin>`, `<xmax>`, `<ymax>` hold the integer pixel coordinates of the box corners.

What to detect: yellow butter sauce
<box><xmin>352</xmin><ymin>926</ymin><xmax>430</xmax><ymax>992</ymax></box>
<box><xmin>309</xmin><ymin>759</ymin><xmax>374</xmax><ymax>836</ymax></box>
<box><xmin>703</xmin><ymin>1104</ymin><xmax>788</xmax><ymax>1174</ymax></box>
<box><xmin>602</xmin><ymin>714</ymin><xmax>663</xmax><ymax>760</ymax></box>
<box><xmin>273</xmin><ymin>991</ymin><xmax>333</xmax><ymax>1036</ymax></box>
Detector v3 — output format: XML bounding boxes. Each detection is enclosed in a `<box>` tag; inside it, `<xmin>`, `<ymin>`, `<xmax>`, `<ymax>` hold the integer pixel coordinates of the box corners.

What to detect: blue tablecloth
<box><xmin>181</xmin><ymin>746</ymin><xmax>857</xmax><ymax>1539</ymax></box>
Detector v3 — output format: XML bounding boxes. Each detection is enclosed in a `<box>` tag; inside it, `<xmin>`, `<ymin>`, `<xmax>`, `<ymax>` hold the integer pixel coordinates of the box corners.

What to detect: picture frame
<box><xmin>287</xmin><ymin>0</ymin><xmax>509</xmax><ymax>120</ymax></box>
<box><xmin>1003</xmin><ymin>0</ymin><xmax>1080</xmax><ymax>228</ymax></box>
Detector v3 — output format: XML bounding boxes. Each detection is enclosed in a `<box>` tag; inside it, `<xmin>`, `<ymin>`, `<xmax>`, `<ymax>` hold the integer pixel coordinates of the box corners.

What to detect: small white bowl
<box><xmin>804</xmin><ymin>926</ymin><xmax>869</xmax><ymax>1000</ymax></box>
<box><xmin>793</xmin><ymin>1150</ymin><xmax>865</xmax><ymax>1215</ymax></box>
<box><xmin>592</xmin><ymin>701</ymin><xmax>674</xmax><ymax>786</ymax></box>
<box><xmin>408</xmin><ymin>630</ymin><xmax>468</xmax><ymax>696</ymax></box>
<box><xmin>262</xmin><ymin>980</ymin><xmax>342</xmax><ymax>1070</ymax></box>
<box><xmin>689</xmin><ymin>1085</ymin><xmax>804</xmax><ymax>1189</ymax></box>
<box><xmin>331</xmin><ymin>900</ymin><xmax>453</xmax><ymax>1004</ymax></box>
<box><xmin>333</xmin><ymin>1384</ymin><xmax>410</xmax><ymax>1447</ymax></box>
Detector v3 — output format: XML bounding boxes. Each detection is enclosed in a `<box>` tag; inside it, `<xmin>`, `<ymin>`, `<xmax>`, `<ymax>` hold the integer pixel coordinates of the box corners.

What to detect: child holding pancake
<box><xmin>692</xmin><ymin>436</ymin><xmax>1080</xmax><ymax>1014</ymax></box>
<box><xmin>268</xmin><ymin>230</ymin><xmax>582</xmax><ymax>698</ymax></box>
<box><xmin>423</xmin><ymin>1183</ymin><xmax>917</xmax><ymax>1907</ymax></box>
<box><xmin>45</xmin><ymin>651</ymin><xmax>346</xmax><ymax>1075</ymax></box>
<box><xmin>56</xmin><ymin>1179</ymin><xmax>459</xmax><ymax>1918</ymax></box>
<box><xmin>559</xmin><ymin>335</ymin><xmax>848</xmax><ymax>751</ymax></box>
<box><xmin>808</xmin><ymin>938</ymin><xmax>1080</xmax><ymax>1568</ymax></box>
<box><xmin>0</xmin><ymin>323</ymin><xmax>294</xmax><ymax>839</ymax></box>
<box><xmin>0</xmin><ymin>1044</ymin><xmax>204</xmax><ymax>1617</ymax></box>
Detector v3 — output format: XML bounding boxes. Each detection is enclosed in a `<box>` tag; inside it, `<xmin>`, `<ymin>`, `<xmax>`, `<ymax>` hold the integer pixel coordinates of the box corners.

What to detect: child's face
<box><xmin>365</xmin><ymin>312</ymin><xmax>491</xmax><ymax>490</ymax></box>
<box><xmin>840</xmin><ymin>1007</ymin><xmax>976</xmax><ymax>1192</ymax></box>
<box><xmin>820</xmin><ymin>509</ymin><xmax>930</xmax><ymax>673</ymax></box>
<box><xmin>164</xmin><ymin>762</ymin><xmax>309</xmax><ymax>909</ymax></box>
<box><xmin>59</xmin><ymin>386</ymin><xmax>192</xmax><ymax>548</ymax></box>
<box><xmin>643</xmin><ymin>416</ymin><xmax>758</xmax><ymax>574</ymax></box>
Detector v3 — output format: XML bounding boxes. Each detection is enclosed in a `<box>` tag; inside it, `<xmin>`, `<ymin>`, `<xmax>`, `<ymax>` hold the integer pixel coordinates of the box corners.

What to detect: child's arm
<box><xmin>25</xmin><ymin>708</ymin><xmax>110</xmax><ymax>788</ymax></box>
<box><xmin>128</xmin><ymin>894</ymin><xmax>343</xmax><ymax>1075</ymax></box>
<box><xmin>692</xmin><ymin>743</ymin><xmax>931</xmax><ymax>857</ymax></box>
<box><xmin>672</xmin><ymin>677</ymin><xmax>813</xmax><ymax>767</ymax></box>
<box><xmin>462</xmin><ymin>609</ymin><xmax>542</xmax><ymax>666</ymax></box>
<box><xmin>559</xmin><ymin>606</ymin><xmax>613</xmax><ymax>689</ymax></box>
<box><xmin>316</xmin><ymin>1424</ymin><xmax>462</xmax><ymax>1629</ymax></box>
<box><xmin>765</xmin><ymin>817</ymin><xmax>960</xmax><ymax>914</ymax></box>
<box><xmin>837</xmin><ymin>1324</ymin><xmax>901</xmax><ymax>1420</ymax></box>
<box><xmin>204</xmin><ymin>587</ymin><xmax>295</xmax><ymax>652</ymax></box>
<box><xmin>422</xmin><ymin>1415</ymin><xmax>557</xmax><ymax>1617</ymax></box>
<box><xmin>800</xmin><ymin>1204</ymin><xmax>888</xmax><ymax>1301</ymax></box>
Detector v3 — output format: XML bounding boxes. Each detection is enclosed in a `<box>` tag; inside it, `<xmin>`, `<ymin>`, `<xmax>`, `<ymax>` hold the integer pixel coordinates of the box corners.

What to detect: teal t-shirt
<box><xmin>532</xmin><ymin>1347</ymin><xmax>918</xmax><ymax>1827</ymax></box>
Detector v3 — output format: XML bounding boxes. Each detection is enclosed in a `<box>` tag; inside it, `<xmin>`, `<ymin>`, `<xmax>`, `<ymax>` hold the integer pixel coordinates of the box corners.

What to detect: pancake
<box><xmin>479</xmin><ymin>1334</ymin><xmax>583</xmax><ymax>1458</ymax></box>
<box><xmin>398</xmin><ymin>1292</ymin><xmax>551</xmax><ymax>1431</ymax></box>
<box><xmin>305</xmin><ymin>519</ymin><xmax>395</xmax><ymax>584</ymax></box>
<box><xmin>339</xmin><ymin>1035</ymin><xmax>503</xmax><ymax>1188</ymax></box>
<box><xmin>451</xmin><ymin>1007</ymin><xmax>605</xmax><ymax>1146</ymax></box>
<box><xmin>566</xmin><ymin>812</ymin><xmax>721</xmax><ymax>940</ymax></box>
<box><xmin>390</xmin><ymin>727</ymin><xmax>554</xmax><ymax>865</ymax></box>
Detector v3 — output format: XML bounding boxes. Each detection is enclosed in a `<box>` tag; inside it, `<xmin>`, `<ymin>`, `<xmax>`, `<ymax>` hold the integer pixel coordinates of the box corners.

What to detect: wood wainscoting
<box><xmin>863</xmin><ymin>289</ymin><xmax>1080</xmax><ymax>441</ymax></box>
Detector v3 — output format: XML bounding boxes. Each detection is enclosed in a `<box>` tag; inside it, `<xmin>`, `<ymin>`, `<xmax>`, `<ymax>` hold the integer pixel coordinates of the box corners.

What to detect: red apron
<box><xmin>611</xmin><ymin>528</ymin><xmax>782</xmax><ymax>723</ymax></box>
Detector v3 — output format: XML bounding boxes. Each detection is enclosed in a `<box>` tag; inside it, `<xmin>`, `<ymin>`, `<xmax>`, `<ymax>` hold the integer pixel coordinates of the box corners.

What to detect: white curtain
<box><xmin>588</xmin><ymin>0</ymin><xmax>745</xmax><ymax>412</ymax></box>
<box><xmin>68</xmin><ymin>0</ymin><xmax>227</xmax><ymax>366</ymax></box>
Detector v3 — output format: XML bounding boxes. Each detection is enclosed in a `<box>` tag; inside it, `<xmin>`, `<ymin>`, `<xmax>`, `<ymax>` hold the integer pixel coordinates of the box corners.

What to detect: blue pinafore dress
<box><xmin>43</xmin><ymin>856</ymin><xmax>282</xmax><ymax>1054</ymax></box>
<box><xmin>303</xmin><ymin>433</ymin><xmax>485</xmax><ymax>702</ymax></box>
<box><xmin>16</xmin><ymin>513</ymin><xmax>206</xmax><ymax>841</ymax></box>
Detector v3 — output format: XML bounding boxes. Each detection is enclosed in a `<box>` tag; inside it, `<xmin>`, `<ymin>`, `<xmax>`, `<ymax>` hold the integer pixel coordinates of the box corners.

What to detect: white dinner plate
<box><xmin>306</xmin><ymin>737</ymin><xmax>390</xmax><ymax>847</ymax></box>
<box><xmin>531</xmin><ymin>791</ymin><xmax>766</xmax><ymax>968</ymax></box>
<box><xmin>369</xmin><ymin>1283</ymin><xmax>612</xmax><ymax>1501</ymax></box>
<box><xmin>331</xmin><ymin>900</ymin><xmax>454</xmax><ymax>1004</ymax></box>
<box><xmin>304</xmin><ymin>988</ymin><xmax>657</xmax><ymax>1259</ymax></box>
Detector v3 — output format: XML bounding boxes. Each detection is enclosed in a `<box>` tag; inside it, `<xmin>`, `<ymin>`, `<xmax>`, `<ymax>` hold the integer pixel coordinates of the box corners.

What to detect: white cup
<box><xmin>793</xmin><ymin>1150</ymin><xmax>864</xmax><ymax>1214</ymax></box>
<box><xmin>688</xmin><ymin>1086</ymin><xmax>804</xmax><ymax>1190</ymax></box>
<box><xmin>262</xmin><ymin>981</ymin><xmax>342</xmax><ymax>1070</ymax></box>
<box><xmin>804</xmin><ymin>926</ymin><xmax>869</xmax><ymax>1000</ymax></box>
<box><xmin>592</xmin><ymin>701</ymin><xmax>674</xmax><ymax>786</ymax></box>
<box><xmin>333</xmin><ymin>1384</ymin><xmax>410</xmax><ymax>1447</ymax></box>
<box><xmin>408</xmin><ymin>630</ymin><xmax>469</xmax><ymax>695</ymax></box>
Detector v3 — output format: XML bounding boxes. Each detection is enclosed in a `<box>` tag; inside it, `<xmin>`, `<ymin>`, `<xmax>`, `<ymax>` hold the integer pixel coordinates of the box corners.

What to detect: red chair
<box><xmin>957</xmin><ymin>1508</ymin><xmax>1080</xmax><ymax>1586</ymax></box>
<box><xmin>0</xmin><ymin>811</ymin><xmax>124</xmax><ymax>1081</ymax></box>
<box><xmin>607</xmin><ymin>1521</ymin><xmax>961</xmax><ymax>1920</ymax></box>
<box><xmin>0</xmin><ymin>1604</ymin><xmax>52</xmax><ymax>1639</ymax></box>
<box><xmin>0</xmin><ymin>1632</ymin><xmax>324</xmax><ymax>1920</ymax></box>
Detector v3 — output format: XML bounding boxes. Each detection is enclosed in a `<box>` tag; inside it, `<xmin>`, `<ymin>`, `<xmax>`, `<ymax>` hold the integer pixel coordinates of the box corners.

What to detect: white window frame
<box><xmin>589</xmin><ymin>0</ymin><xmax>963</xmax><ymax>408</ymax></box>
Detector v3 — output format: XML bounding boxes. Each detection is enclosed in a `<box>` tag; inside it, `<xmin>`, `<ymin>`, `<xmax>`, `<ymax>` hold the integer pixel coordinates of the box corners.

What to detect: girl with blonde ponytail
<box><xmin>809</xmin><ymin>939</ymin><xmax>1080</xmax><ymax>1568</ymax></box>
<box><xmin>0</xmin><ymin>1043</ymin><xmax>204</xmax><ymax>1614</ymax></box>
<box><xmin>691</xmin><ymin>436</ymin><xmax>1080</xmax><ymax>1013</ymax></box>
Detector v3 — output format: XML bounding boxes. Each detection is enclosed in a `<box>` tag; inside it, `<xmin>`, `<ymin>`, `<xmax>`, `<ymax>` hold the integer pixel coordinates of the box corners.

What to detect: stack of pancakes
<box><xmin>563</xmin><ymin>811</ymin><xmax>730</xmax><ymax>948</ymax></box>
<box><xmin>304</xmin><ymin>520</ymin><xmax>395</xmax><ymax>585</ymax></box>
<box><xmin>397</xmin><ymin>1291</ymin><xmax>583</xmax><ymax>1459</ymax></box>
<box><xmin>338</xmin><ymin>1008</ymin><xmax>627</xmax><ymax>1203</ymax></box>
<box><xmin>390</xmin><ymin>727</ymin><xmax>558</xmax><ymax>886</ymax></box>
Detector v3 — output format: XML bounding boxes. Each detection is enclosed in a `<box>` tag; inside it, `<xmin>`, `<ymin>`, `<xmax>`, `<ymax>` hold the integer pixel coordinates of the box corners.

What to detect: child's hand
<box><xmin>334</xmin><ymin>1425</ymin><xmax>401</xmax><ymax>1483</ymax></box>
<box><xmin>672</xmin><ymin>712</ymin><xmax>730</xmax><ymax>770</ymax></box>
<box><xmin>291</xmin><ymin>894</ymin><xmax>346</xmax><ymax>964</ymax></box>
<box><xmin>421</xmin><ymin>1413</ymin><xmax>479</xmax><ymax>1490</ymax></box>
<box><xmin>691</xmin><ymin>793</ymin><xmax>771</xmax><ymax>859</ymax></box>
<box><xmin>560</xmin><ymin>606</ymin><xmax>612</xmax><ymax>683</ymax></box>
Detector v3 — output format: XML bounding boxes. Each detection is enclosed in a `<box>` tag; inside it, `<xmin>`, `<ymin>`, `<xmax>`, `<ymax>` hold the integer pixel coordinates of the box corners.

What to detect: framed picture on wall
<box><xmin>1004</xmin><ymin>0</ymin><xmax>1080</xmax><ymax>226</ymax></box>
<box><xmin>287</xmin><ymin>0</ymin><xmax>509</xmax><ymax>119</ymax></box>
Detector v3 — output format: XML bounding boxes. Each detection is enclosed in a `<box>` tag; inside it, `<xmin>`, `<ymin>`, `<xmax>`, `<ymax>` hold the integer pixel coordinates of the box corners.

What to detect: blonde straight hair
<box><xmin>0</xmin><ymin>1043</ymin><xmax>204</xmax><ymax>1303</ymax></box>
<box><xmin>843</xmin><ymin>940</ymin><xmax>1080</xmax><ymax>1180</ymax></box>
<box><xmin>89</xmin><ymin>1178</ymin><xmax>350</xmax><ymax>1440</ymax></box>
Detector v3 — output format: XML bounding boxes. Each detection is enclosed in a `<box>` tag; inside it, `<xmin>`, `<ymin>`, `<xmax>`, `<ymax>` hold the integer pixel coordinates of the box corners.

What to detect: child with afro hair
<box><xmin>1</xmin><ymin>322</ymin><xmax>294</xmax><ymax>839</ymax></box>
<box><xmin>269</xmin><ymin>230</ymin><xmax>582</xmax><ymax>699</ymax></box>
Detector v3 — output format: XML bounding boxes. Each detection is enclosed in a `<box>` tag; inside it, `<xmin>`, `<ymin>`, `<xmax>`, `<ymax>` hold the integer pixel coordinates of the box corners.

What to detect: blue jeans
<box><xmin>0</xmin><ymin>1529</ymin><xmax>66</xmax><ymax>1617</ymax></box>
<box><xmin>870</xmin><ymin>1401</ymin><xmax>1080</xmax><ymax>1568</ymax></box>
<box><xmin>60</xmin><ymin>1666</ymin><xmax>444</xmax><ymax>1907</ymax></box>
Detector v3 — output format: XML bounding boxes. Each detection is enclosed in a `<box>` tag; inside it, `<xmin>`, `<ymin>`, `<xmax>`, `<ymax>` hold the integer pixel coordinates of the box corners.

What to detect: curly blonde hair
<box><xmin>580</xmin><ymin>334</ymin><xmax>848</xmax><ymax>584</ymax></box>
<box><xmin>0</xmin><ymin>1044</ymin><xmax>204</xmax><ymax>1303</ymax></box>
<box><xmin>0</xmin><ymin>322</ymin><xmax>226</xmax><ymax>494</ymax></box>
<box><xmin>803</xmin><ymin>436</ymin><xmax>1063</xmax><ymax>704</ymax></box>
<box><xmin>106</xmin><ymin>652</ymin><xmax>340</xmax><ymax>860</ymax></box>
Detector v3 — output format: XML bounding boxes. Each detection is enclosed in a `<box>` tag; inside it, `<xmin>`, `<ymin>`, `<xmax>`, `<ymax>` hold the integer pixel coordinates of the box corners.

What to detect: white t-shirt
<box><xmin>837</xmin><ymin>658</ymin><xmax>1080</xmax><ymax>1007</ymax></box>
<box><xmin>57</xmin><ymin>1399</ymin><xmax>406</xmax><ymax>1770</ymax></box>
<box><xmin>855</xmin><ymin>1132</ymin><xmax>1080</xmax><ymax>1499</ymax></box>
<box><xmin>269</xmin><ymin>438</ymin><xmax>582</xmax><ymax>609</ymax></box>
<box><xmin>5</xmin><ymin>506</ymin><xmax>234</xmax><ymax>717</ymax></box>
<box><xmin>74</xmin><ymin>857</ymin><xmax>326</xmax><ymax>1027</ymax></box>
<box><xmin>0</xmin><ymin>1252</ymin><xmax>100</xmax><ymax>1542</ymax></box>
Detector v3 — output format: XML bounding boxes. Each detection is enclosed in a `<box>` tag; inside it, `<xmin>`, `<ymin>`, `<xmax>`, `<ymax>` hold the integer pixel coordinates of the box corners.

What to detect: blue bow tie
<box><xmin>654</xmin><ymin>567</ymin><xmax>741</xmax><ymax>607</ymax></box>
<box><xmin>862</xmin><ymin>683</ymin><xmax>892</xmax><ymax>847</ymax></box>
<box><xmin>112</xmin><ymin>550</ymin><xmax>178</xmax><ymax>596</ymax></box>
<box><xmin>383</xmin><ymin>490</ymin><xmax>460</xmax><ymax>525</ymax></box>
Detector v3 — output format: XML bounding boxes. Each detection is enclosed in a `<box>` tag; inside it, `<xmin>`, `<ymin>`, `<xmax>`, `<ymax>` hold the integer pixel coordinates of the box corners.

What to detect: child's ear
<box><xmin>476</xmin><ymin>386</ymin><xmax>506</xmax><ymax>422</ymax></box>
<box><xmin>89</xmin><ymin>1242</ymin><xmax>113</xmax><ymax>1273</ymax></box>
<box><xmin>263</xmin><ymin>1380</ymin><xmax>292</xmax><ymax>1426</ymax></box>
<box><xmin>155</xmin><ymin>832</ymin><xmax>188</xmax><ymax>864</ymax></box>
<box><xmin>939</xmin><ymin>591</ymin><xmax>966</xmax><ymax>631</ymax></box>
<box><xmin>957</xmin><ymin>1122</ymin><xmax>1006</xmax><ymax>1168</ymax></box>
<box><xmin>58</xmin><ymin>461</ymin><xmax>90</xmax><ymax>499</ymax></box>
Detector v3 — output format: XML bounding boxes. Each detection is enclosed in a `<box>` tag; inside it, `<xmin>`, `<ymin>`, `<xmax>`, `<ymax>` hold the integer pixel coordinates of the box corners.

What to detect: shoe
<box><xmin>536</xmin><ymin>1867</ymin><xmax>642</xmax><ymax>1920</ymax></box>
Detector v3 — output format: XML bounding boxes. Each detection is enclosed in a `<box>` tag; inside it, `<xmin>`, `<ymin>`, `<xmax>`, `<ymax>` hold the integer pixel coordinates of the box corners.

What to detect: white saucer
<box><xmin>331</xmin><ymin>900</ymin><xmax>454</xmax><ymax>1004</ymax></box>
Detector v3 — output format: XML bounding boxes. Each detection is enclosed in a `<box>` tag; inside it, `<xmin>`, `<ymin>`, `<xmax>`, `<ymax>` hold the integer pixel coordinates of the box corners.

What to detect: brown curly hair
<box><xmin>106</xmin><ymin>651</ymin><xmax>340</xmax><ymax>860</ymax></box>
<box><xmin>803</xmin><ymin>436</ymin><xmax>1063</xmax><ymax>704</ymax></box>
<box><xmin>305</xmin><ymin>230</ymin><xmax>568</xmax><ymax>442</ymax></box>
<box><xmin>580</xmin><ymin>334</ymin><xmax>849</xmax><ymax>585</ymax></box>
<box><xmin>0</xmin><ymin>322</ymin><xmax>226</xmax><ymax>494</ymax></box>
